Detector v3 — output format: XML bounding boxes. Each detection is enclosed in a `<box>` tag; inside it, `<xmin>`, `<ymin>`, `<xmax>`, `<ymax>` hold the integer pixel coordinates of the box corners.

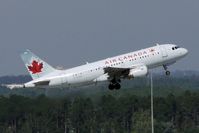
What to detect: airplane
<box><xmin>5</xmin><ymin>44</ymin><xmax>188</xmax><ymax>90</ymax></box>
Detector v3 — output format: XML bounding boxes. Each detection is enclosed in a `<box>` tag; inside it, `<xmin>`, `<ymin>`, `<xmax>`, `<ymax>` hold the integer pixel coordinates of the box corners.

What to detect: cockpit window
<box><xmin>172</xmin><ymin>46</ymin><xmax>180</xmax><ymax>50</ymax></box>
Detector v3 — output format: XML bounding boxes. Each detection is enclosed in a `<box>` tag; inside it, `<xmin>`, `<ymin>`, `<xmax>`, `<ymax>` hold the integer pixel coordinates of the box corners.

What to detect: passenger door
<box><xmin>159</xmin><ymin>45</ymin><xmax>168</xmax><ymax>58</ymax></box>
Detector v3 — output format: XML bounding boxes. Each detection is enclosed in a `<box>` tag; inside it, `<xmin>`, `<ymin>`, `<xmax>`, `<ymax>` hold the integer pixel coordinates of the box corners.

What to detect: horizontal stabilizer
<box><xmin>2</xmin><ymin>84</ymin><xmax>25</xmax><ymax>90</ymax></box>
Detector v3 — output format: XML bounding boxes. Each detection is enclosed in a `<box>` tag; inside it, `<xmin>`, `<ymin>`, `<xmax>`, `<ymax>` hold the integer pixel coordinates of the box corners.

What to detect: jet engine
<box><xmin>128</xmin><ymin>65</ymin><xmax>148</xmax><ymax>78</ymax></box>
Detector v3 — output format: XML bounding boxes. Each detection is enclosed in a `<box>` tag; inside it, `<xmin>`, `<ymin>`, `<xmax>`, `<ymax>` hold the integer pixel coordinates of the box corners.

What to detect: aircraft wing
<box><xmin>104</xmin><ymin>67</ymin><xmax>130</xmax><ymax>79</ymax></box>
<box><xmin>104</xmin><ymin>64</ymin><xmax>148</xmax><ymax>80</ymax></box>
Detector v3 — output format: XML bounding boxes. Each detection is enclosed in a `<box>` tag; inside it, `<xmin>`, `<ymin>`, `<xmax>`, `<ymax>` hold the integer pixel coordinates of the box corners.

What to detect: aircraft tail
<box><xmin>21</xmin><ymin>50</ymin><xmax>56</xmax><ymax>80</ymax></box>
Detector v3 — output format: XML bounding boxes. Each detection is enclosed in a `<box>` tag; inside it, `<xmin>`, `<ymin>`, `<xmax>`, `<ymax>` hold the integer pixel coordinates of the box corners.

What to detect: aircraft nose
<box><xmin>181</xmin><ymin>48</ymin><xmax>188</xmax><ymax>56</ymax></box>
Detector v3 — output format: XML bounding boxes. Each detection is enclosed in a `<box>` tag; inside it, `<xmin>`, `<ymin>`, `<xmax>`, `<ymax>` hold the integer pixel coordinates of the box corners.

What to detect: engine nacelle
<box><xmin>129</xmin><ymin>65</ymin><xmax>148</xmax><ymax>78</ymax></box>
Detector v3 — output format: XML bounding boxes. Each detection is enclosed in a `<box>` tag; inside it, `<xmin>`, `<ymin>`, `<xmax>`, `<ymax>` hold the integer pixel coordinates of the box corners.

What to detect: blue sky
<box><xmin>0</xmin><ymin>0</ymin><xmax>198</xmax><ymax>76</ymax></box>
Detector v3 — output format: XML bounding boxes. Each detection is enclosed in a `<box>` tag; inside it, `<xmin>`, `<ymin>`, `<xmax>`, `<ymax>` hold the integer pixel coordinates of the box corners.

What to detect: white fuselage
<box><xmin>24</xmin><ymin>44</ymin><xmax>188</xmax><ymax>89</ymax></box>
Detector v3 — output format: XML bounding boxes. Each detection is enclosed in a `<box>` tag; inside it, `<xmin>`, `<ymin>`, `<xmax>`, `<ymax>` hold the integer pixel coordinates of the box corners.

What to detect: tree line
<box><xmin>0</xmin><ymin>90</ymin><xmax>199</xmax><ymax>133</ymax></box>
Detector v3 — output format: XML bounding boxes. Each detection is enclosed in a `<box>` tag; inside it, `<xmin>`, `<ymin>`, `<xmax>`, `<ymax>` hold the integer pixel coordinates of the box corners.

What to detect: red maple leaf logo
<box><xmin>28</xmin><ymin>60</ymin><xmax>43</xmax><ymax>74</ymax></box>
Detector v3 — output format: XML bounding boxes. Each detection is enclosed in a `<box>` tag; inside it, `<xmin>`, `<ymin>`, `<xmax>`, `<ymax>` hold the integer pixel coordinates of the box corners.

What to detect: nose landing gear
<box><xmin>163</xmin><ymin>65</ymin><xmax>171</xmax><ymax>76</ymax></box>
<box><xmin>165</xmin><ymin>71</ymin><xmax>171</xmax><ymax>76</ymax></box>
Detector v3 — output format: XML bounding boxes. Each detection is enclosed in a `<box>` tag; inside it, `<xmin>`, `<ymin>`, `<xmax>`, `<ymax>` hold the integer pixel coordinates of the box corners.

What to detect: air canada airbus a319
<box><xmin>6</xmin><ymin>44</ymin><xmax>188</xmax><ymax>90</ymax></box>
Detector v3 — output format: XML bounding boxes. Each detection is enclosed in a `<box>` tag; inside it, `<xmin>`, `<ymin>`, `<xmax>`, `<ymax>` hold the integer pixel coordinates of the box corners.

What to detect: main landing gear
<box><xmin>108</xmin><ymin>78</ymin><xmax>121</xmax><ymax>90</ymax></box>
<box><xmin>163</xmin><ymin>65</ymin><xmax>171</xmax><ymax>76</ymax></box>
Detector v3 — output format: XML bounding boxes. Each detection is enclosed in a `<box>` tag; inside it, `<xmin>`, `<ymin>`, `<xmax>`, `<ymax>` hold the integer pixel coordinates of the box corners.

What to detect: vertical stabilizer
<box><xmin>21</xmin><ymin>50</ymin><xmax>56</xmax><ymax>80</ymax></box>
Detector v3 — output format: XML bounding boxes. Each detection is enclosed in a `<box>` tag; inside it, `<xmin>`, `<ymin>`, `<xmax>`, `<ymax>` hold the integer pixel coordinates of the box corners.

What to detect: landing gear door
<box><xmin>159</xmin><ymin>45</ymin><xmax>168</xmax><ymax>58</ymax></box>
